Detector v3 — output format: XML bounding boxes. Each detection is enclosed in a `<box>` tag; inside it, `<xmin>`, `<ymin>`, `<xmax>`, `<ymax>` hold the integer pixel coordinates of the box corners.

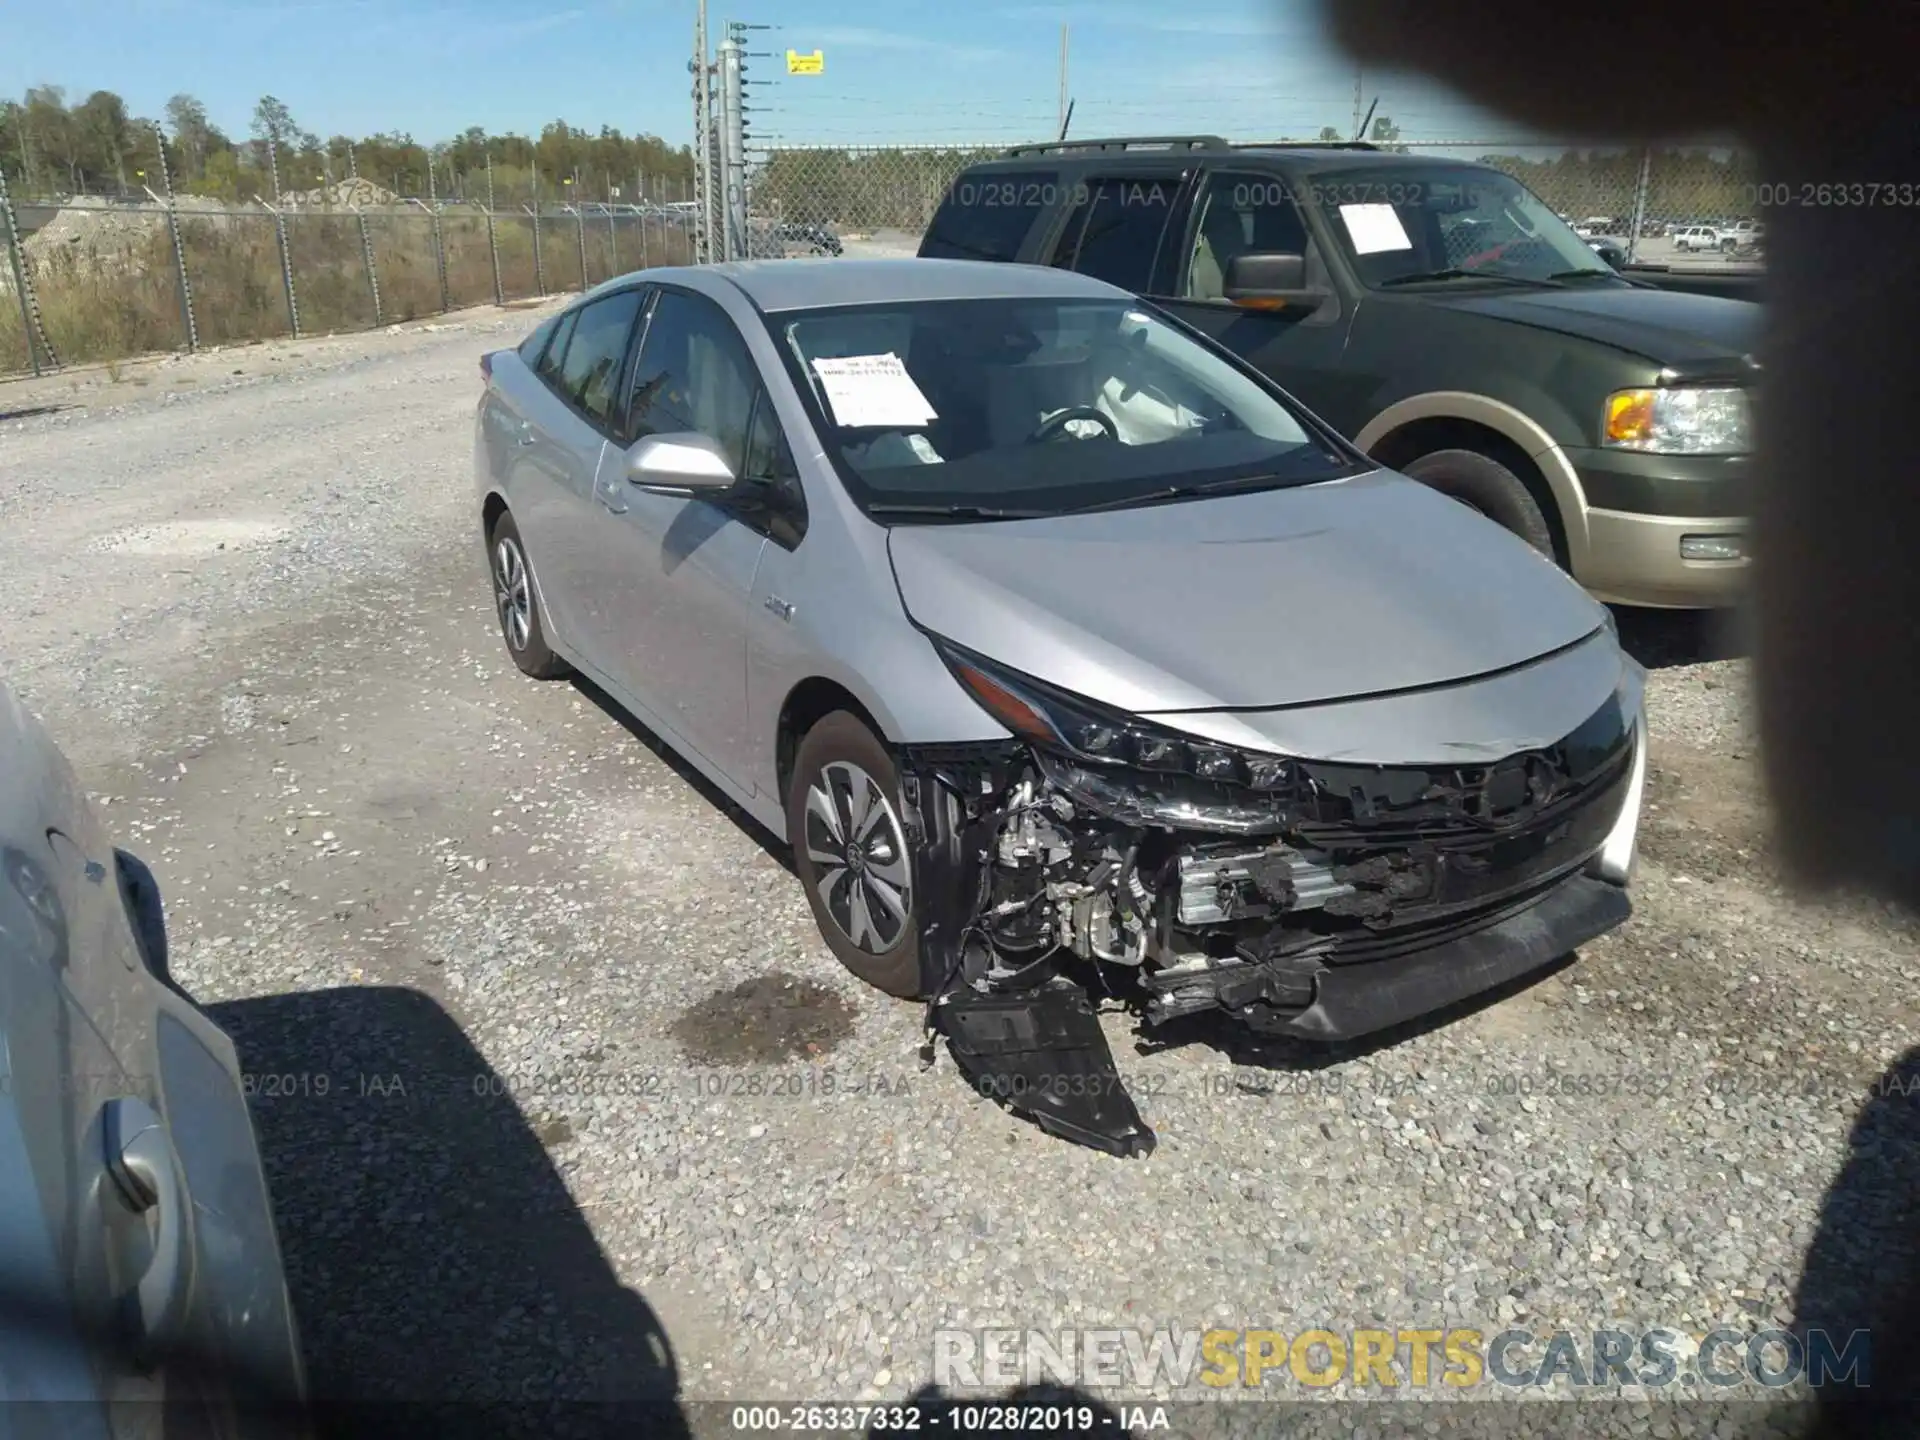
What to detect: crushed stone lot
<box><xmin>4</xmin><ymin>307</ymin><xmax>1917</xmax><ymax>1429</ymax></box>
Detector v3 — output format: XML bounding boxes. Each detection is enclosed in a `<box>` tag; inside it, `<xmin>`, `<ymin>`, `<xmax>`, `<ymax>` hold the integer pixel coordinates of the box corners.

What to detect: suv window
<box><xmin>1049</xmin><ymin>176</ymin><xmax>1178</xmax><ymax>293</ymax></box>
<box><xmin>554</xmin><ymin>287</ymin><xmax>646</xmax><ymax>425</ymax></box>
<box><xmin>622</xmin><ymin>288</ymin><xmax>758</xmax><ymax>469</ymax></box>
<box><xmin>534</xmin><ymin>309</ymin><xmax>578</xmax><ymax>386</ymax></box>
<box><xmin>1184</xmin><ymin>171</ymin><xmax>1311</xmax><ymax>302</ymax></box>
<box><xmin>920</xmin><ymin>169</ymin><xmax>1058</xmax><ymax>261</ymax></box>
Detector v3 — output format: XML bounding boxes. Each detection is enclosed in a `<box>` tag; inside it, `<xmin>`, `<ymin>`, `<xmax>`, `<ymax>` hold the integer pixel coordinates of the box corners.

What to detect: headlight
<box><xmin>929</xmin><ymin>638</ymin><xmax>1298</xmax><ymax>790</ymax></box>
<box><xmin>1602</xmin><ymin>386</ymin><xmax>1751</xmax><ymax>455</ymax></box>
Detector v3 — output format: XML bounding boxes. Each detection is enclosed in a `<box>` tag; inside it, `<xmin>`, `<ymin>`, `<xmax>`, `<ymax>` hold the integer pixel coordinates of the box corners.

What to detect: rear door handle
<box><xmin>102</xmin><ymin>1096</ymin><xmax>192</xmax><ymax>1368</ymax></box>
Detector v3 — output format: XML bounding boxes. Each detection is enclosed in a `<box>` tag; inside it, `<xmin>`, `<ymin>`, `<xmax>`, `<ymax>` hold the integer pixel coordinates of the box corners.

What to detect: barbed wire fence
<box><xmin>0</xmin><ymin>120</ymin><xmax>703</xmax><ymax>379</ymax></box>
<box><xmin>4</xmin><ymin>90</ymin><xmax>1767</xmax><ymax>379</ymax></box>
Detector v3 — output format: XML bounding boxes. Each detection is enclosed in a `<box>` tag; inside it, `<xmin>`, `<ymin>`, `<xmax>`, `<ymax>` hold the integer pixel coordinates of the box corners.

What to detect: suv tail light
<box><xmin>480</xmin><ymin>352</ymin><xmax>494</xmax><ymax>381</ymax></box>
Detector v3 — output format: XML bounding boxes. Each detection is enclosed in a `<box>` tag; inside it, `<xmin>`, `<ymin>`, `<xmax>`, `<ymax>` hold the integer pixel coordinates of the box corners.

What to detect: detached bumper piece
<box><xmin>935</xmin><ymin>980</ymin><xmax>1156</xmax><ymax>1158</ymax></box>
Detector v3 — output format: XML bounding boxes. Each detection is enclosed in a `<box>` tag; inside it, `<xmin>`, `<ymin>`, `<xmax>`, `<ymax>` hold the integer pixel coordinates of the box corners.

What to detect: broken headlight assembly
<box><xmin>930</xmin><ymin>637</ymin><xmax>1299</xmax><ymax>794</ymax></box>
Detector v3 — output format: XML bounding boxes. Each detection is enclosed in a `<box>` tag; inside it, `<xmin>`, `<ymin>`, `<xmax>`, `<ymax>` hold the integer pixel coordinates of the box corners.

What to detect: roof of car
<box><xmin>695</xmin><ymin>257</ymin><xmax>1128</xmax><ymax>313</ymax></box>
<box><xmin>961</xmin><ymin>143</ymin><xmax>1490</xmax><ymax>175</ymax></box>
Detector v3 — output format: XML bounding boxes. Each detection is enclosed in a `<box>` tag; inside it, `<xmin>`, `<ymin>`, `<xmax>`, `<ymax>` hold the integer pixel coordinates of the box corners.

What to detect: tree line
<box><xmin>0</xmin><ymin>86</ymin><xmax>696</xmax><ymax>207</ymax></box>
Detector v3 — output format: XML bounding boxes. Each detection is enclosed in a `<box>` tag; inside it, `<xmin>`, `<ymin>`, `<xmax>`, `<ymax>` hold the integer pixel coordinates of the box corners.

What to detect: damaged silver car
<box><xmin>475</xmin><ymin>258</ymin><xmax>1648</xmax><ymax>1157</ymax></box>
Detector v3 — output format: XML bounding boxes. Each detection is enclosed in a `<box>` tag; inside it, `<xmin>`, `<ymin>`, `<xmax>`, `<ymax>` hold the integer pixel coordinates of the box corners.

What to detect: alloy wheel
<box><xmin>493</xmin><ymin>536</ymin><xmax>532</xmax><ymax>651</ymax></box>
<box><xmin>802</xmin><ymin>760</ymin><xmax>912</xmax><ymax>954</ymax></box>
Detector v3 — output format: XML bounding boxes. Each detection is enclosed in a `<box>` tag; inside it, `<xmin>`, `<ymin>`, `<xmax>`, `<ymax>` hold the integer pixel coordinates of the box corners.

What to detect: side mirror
<box><xmin>625</xmin><ymin>432</ymin><xmax>737</xmax><ymax>495</ymax></box>
<box><xmin>1223</xmin><ymin>252</ymin><xmax>1320</xmax><ymax>310</ymax></box>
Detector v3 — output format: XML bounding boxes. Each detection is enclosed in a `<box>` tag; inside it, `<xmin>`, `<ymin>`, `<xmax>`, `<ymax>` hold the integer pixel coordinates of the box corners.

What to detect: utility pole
<box><xmin>1352</xmin><ymin>68</ymin><xmax>1363</xmax><ymax>137</ymax></box>
<box><xmin>691</xmin><ymin>0</ymin><xmax>715</xmax><ymax>262</ymax></box>
<box><xmin>719</xmin><ymin>27</ymin><xmax>747</xmax><ymax>261</ymax></box>
<box><xmin>1058</xmin><ymin>25</ymin><xmax>1070</xmax><ymax>137</ymax></box>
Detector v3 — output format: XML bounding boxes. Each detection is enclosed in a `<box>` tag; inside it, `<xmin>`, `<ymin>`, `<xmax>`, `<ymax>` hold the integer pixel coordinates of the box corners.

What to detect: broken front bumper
<box><xmin>896</xmin><ymin>659</ymin><xmax>1647</xmax><ymax>1154</ymax></box>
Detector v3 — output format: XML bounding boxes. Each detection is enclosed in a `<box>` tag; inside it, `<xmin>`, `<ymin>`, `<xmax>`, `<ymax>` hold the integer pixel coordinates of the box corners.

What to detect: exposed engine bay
<box><xmin>898</xmin><ymin>689</ymin><xmax>1641</xmax><ymax>1158</ymax></box>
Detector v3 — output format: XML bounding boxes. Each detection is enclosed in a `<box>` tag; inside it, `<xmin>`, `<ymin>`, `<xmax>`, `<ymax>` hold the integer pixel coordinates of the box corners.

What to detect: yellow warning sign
<box><xmin>786</xmin><ymin>48</ymin><xmax>824</xmax><ymax>74</ymax></box>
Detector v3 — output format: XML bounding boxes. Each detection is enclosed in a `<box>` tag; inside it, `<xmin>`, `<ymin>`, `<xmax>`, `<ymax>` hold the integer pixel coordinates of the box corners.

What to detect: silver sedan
<box><xmin>474</xmin><ymin>258</ymin><xmax>1647</xmax><ymax>1154</ymax></box>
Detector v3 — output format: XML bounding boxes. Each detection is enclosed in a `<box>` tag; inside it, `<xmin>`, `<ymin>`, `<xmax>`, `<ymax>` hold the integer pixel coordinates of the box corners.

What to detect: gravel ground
<box><xmin>3</xmin><ymin>305</ymin><xmax>1914</xmax><ymax>1434</ymax></box>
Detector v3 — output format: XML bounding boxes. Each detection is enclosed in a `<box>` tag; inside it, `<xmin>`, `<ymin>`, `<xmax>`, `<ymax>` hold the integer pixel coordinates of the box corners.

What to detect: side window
<box><xmin>741</xmin><ymin>393</ymin><xmax>797</xmax><ymax>484</ymax></box>
<box><xmin>534</xmin><ymin>309</ymin><xmax>578</xmax><ymax>386</ymax></box>
<box><xmin>739</xmin><ymin>391</ymin><xmax>808</xmax><ymax>548</ymax></box>
<box><xmin>622</xmin><ymin>289</ymin><xmax>758</xmax><ymax>471</ymax></box>
<box><xmin>1184</xmin><ymin>172</ymin><xmax>1311</xmax><ymax>302</ymax></box>
<box><xmin>555</xmin><ymin>287</ymin><xmax>646</xmax><ymax>426</ymax></box>
<box><xmin>919</xmin><ymin>169</ymin><xmax>1058</xmax><ymax>261</ymax></box>
<box><xmin>1048</xmin><ymin>176</ymin><xmax>1178</xmax><ymax>293</ymax></box>
<box><xmin>518</xmin><ymin>314</ymin><xmax>560</xmax><ymax>365</ymax></box>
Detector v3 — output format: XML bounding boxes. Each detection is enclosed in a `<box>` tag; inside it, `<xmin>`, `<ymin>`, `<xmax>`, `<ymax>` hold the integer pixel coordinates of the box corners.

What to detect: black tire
<box><xmin>487</xmin><ymin>510</ymin><xmax>570</xmax><ymax>680</ymax></box>
<box><xmin>1401</xmin><ymin>447</ymin><xmax>1558</xmax><ymax>560</ymax></box>
<box><xmin>786</xmin><ymin>711</ymin><xmax>925</xmax><ymax>1000</ymax></box>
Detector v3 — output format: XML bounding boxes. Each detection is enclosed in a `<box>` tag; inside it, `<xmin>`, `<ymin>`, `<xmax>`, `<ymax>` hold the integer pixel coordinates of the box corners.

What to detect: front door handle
<box><xmin>102</xmin><ymin>1096</ymin><xmax>192</xmax><ymax>1368</ymax></box>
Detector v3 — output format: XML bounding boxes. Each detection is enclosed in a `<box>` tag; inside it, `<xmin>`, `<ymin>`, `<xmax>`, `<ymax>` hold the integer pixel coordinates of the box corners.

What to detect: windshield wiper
<box><xmin>1058</xmin><ymin>471</ymin><xmax>1296</xmax><ymax>517</ymax></box>
<box><xmin>1545</xmin><ymin>268</ymin><xmax>1622</xmax><ymax>282</ymax></box>
<box><xmin>864</xmin><ymin>502</ymin><xmax>1051</xmax><ymax>522</ymax></box>
<box><xmin>1378</xmin><ymin>268</ymin><xmax>1561</xmax><ymax>289</ymax></box>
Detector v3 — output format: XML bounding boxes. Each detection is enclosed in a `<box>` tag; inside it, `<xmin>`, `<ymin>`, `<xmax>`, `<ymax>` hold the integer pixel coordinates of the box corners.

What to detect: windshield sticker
<box><xmin>1338</xmin><ymin>202</ymin><xmax>1414</xmax><ymax>255</ymax></box>
<box><xmin>809</xmin><ymin>353</ymin><xmax>938</xmax><ymax>429</ymax></box>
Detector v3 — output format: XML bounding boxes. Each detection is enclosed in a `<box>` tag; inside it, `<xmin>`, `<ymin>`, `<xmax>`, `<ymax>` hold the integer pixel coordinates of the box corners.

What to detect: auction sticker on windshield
<box><xmin>1338</xmin><ymin>202</ymin><xmax>1414</xmax><ymax>254</ymax></box>
<box><xmin>811</xmin><ymin>353</ymin><xmax>938</xmax><ymax>429</ymax></box>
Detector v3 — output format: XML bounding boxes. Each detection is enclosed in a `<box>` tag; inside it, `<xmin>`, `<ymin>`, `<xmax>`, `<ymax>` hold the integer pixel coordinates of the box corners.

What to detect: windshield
<box><xmin>768</xmin><ymin>297</ymin><xmax>1355</xmax><ymax>517</ymax></box>
<box><xmin>1311</xmin><ymin>163</ymin><xmax>1618</xmax><ymax>287</ymax></box>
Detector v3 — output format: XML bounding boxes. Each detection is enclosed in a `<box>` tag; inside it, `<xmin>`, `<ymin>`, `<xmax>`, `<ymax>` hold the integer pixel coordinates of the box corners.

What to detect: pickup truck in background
<box><xmin>920</xmin><ymin>135</ymin><xmax>1761</xmax><ymax>609</ymax></box>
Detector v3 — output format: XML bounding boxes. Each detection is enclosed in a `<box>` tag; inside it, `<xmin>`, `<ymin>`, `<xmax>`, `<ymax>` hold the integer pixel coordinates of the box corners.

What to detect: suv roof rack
<box><xmin>1001</xmin><ymin>135</ymin><xmax>1229</xmax><ymax>157</ymax></box>
<box><xmin>1231</xmin><ymin>140</ymin><xmax>1381</xmax><ymax>151</ymax></box>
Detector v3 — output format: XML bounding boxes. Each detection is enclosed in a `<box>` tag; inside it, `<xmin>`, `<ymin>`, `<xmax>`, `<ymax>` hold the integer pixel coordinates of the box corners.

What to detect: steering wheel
<box><xmin>1027</xmin><ymin>406</ymin><xmax>1119</xmax><ymax>444</ymax></box>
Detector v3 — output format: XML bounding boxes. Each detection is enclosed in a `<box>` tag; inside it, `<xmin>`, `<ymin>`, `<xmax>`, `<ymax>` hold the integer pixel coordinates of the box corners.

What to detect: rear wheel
<box><xmin>1401</xmin><ymin>447</ymin><xmax>1558</xmax><ymax>561</ymax></box>
<box><xmin>786</xmin><ymin>711</ymin><xmax>925</xmax><ymax>999</ymax></box>
<box><xmin>488</xmin><ymin>510</ymin><xmax>570</xmax><ymax>680</ymax></box>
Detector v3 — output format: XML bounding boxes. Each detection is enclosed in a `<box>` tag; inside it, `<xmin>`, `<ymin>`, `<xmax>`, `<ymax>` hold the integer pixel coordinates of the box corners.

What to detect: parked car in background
<box><xmin>0</xmin><ymin>678</ymin><xmax>307</xmax><ymax>1424</ymax></box>
<box><xmin>1587</xmin><ymin>236</ymin><xmax>1628</xmax><ymax>268</ymax></box>
<box><xmin>921</xmin><ymin>135</ymin><xmax>1758</xmax><ymax>608</ymax></box>
<box><xmin>473</xmin><ymin>257</ymin><xmax>1649</xmax><ymax>1155</ymax></box>
<box><xmin>1673</xmin><ymin>224</ymin><xmax>1722</xmax><ymax>252</ymax></box>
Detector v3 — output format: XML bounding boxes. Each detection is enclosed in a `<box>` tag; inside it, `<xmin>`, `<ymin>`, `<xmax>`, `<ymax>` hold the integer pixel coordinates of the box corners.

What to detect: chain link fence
<box><xmin>0</xmin><ymin>188</ymin><xmax>696</xmax><ymax>377</ymax></box>
<box><xmin>731</xmin><ymin>139</ymin><xmax>1765</xmax><ymax>265</ymax></box>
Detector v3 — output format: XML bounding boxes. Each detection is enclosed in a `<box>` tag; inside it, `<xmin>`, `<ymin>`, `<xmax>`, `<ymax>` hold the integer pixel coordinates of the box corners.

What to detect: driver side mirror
<box><xmin>1223</xmin><ymin>252</ymin><xmax>1324</xmax><ymax>311</ymax></box>
<box><xmin>625</xmin><ymin>432</ymin><xmax>737</xmax><ymax>495</ymax></box>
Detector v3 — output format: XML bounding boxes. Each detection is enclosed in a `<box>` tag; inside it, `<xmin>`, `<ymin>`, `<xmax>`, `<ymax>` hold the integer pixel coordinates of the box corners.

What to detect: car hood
<box><xmin>1433</xmin><ymin>285</ymin><xmax>1762</xmax><ymax>371</ymax></box>
<box><xmin>886</xmin><ymin>470</ymin><xmax>1609</xmax><ymax>715</ymax></box>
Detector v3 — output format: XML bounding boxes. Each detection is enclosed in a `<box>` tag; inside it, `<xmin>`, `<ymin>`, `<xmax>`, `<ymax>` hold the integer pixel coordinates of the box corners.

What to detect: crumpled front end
<box><xmin>897</xmin><ymin>646</ymin><xmax>1646</xmax><ymax>1156</ymax></box>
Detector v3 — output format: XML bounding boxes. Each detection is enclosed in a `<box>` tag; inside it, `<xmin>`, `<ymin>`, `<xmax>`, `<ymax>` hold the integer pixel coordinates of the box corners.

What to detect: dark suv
<box><xmin>920</xmin><ymin>136</ymin><xmax>1759</xmax><ymax>609</ymax></box>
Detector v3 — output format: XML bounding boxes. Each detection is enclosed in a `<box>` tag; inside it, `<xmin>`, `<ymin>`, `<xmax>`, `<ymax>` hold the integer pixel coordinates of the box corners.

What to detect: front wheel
<box><xmin>786</xmin><ymin>711</ymin><xmax>925</xmax><ymax>999</ymax></box>
<box><xmin>1401</xmin><ymin>448</ymin><xmax>1558</xmax><ymax>561</ymax></box>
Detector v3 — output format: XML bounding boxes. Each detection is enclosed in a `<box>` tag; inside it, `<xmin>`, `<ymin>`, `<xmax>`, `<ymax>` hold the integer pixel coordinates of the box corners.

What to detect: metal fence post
<box><xmin>638</xmin><ymin>169</ymin><xmax>652</xmax><ymax>268</ymax></box>
<box><xmin>574</xmin><ymin>176</ymin><xmax>589</xmax><ymax>291</ymax></box>
<box><xmin>1627</xmin><ymin>147</ymin><xmax>1653</xmax><ymax>264</ymax></box>
<box><xmin>150</xmin><ymin>123</ymin><xmax>198</xmax><ymax>353</ymax></box>
<box><xmin>258</xmin><ymin>195</ymin><xmax>301</xmax><ymax>339</ymax></box>
<box><xmin>485</xmin><ymin>154</ymin><xmax>503</xmax><ymax>305</ymax></box>
<box><xmin>352</xmin><ymin>205</ymin><xmax>383</xmax><ymax>326</ymax></box>
<box><xmin>530</xmin><ymin>174</ymin><xmax>546</xmax><ymax>295</ymax></box>
<box><xmin>428</xmin><ymin>158</ymin><xmax>450</xmax><ymax>313</ymax></box>
<box><xmin>607</xmin><ymin>191</ymin><xmax>619</xmax><ymax>275</ymax></box>
<box><xmin>0</xmin><ymin>163</ymin><xmax>54</xmax><ymax>374</ymax></box>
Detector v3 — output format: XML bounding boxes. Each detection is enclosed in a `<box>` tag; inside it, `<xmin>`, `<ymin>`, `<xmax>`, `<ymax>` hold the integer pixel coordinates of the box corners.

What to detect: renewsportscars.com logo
<box><xmin>932</xmin><ymin>1326</ymin><xmax>1870</xmax><ymax>1393</ymax></box>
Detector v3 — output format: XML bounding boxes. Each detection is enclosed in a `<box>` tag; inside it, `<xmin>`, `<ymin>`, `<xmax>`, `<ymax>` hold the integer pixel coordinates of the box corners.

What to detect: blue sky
<box><xmin>2</xmin><ymin>0</ymin><xmax>1536</xmax><ymax>150</ymax></box>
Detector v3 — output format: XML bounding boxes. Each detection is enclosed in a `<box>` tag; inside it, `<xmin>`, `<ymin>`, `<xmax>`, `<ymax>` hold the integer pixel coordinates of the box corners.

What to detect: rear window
<box><xmin>518</xmin><ymin>314</ymin><xmax>562</xmax><ymax>365</ymax></box>
<box><xmin>918</xmin><ymin>169</ymin><xmax>1059</xmax><ymax>262</ymax></box>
